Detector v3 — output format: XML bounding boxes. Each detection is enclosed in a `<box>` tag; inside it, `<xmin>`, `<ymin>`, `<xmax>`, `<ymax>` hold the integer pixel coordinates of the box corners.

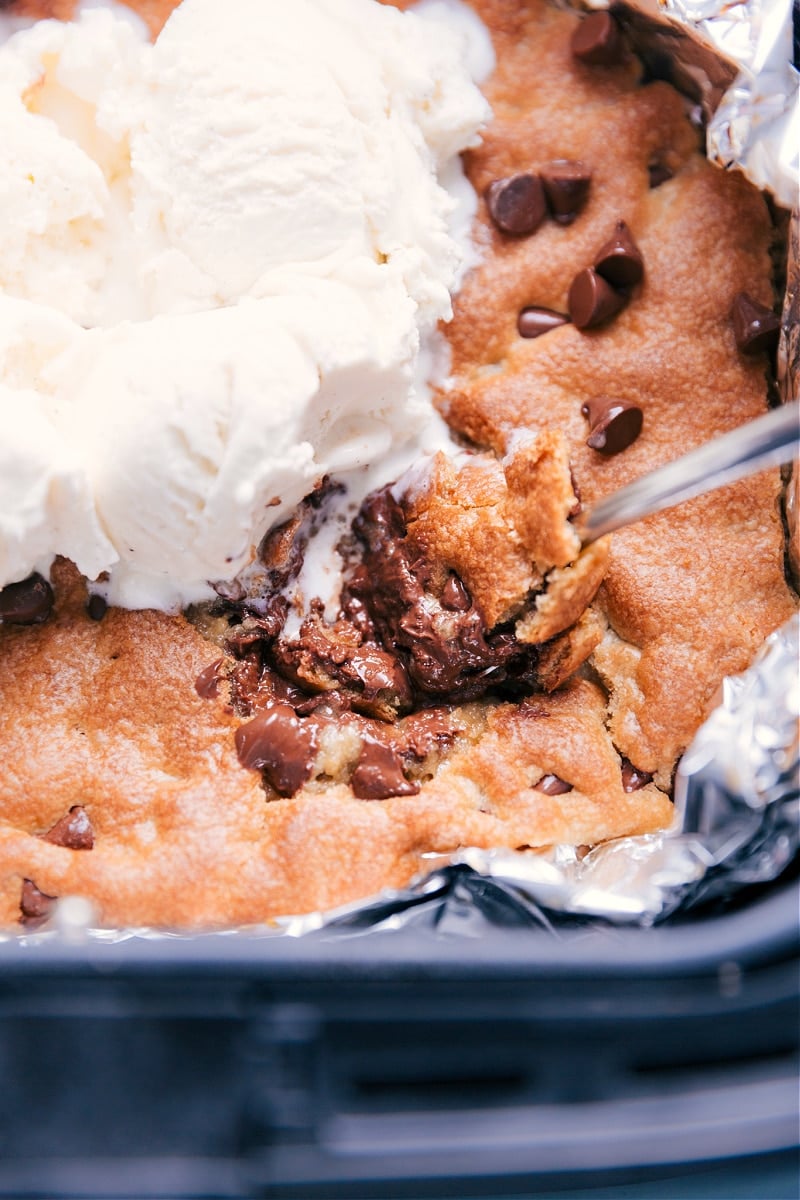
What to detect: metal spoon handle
<box><xmin>575</xmin><ymin>400</ymin><xmax>800</xmax><ymax>545</ymax></box>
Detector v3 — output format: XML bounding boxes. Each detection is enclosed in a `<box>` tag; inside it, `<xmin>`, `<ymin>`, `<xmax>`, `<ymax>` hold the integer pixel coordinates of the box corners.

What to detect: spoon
<box><xmin>575</xmin><ymin>399</ymin><xmax>799</xmax><ymax>545</ymax></box>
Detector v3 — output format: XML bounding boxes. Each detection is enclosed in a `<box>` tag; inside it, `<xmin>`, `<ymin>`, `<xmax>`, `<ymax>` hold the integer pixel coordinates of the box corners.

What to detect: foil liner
<box><xmin>596</xmin><ymin>0</ymin><xmax>799</xmax><ymax>208</ymax></box>
<box><xmin>701</xmin><ymin>0</ymin><xmax>798</xmax><ymax>208</ymax></box>
<box><xmin>780</xmin><ymin>209</ymin><xmax>799</xmax><ymax>589</ymax></box>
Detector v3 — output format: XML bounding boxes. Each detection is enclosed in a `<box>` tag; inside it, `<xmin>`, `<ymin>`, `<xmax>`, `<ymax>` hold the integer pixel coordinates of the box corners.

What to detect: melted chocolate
<box><xmin>221</xmin><ymin>478</ymin><xmax>564</xmax><ymax>798</ymax></box>
<box><xmin>351</xmin><ymin>741</ymin><xmax>420</xmax><ymax>800</ymax></box>
<box><xmin>533</xmin><ymin>773</ymin><xmax>573</xmax><ymax>795</ymax></box>
<box><xmin>352</xmin><ymin>488</ymin><xmax>540</xmax><ymax>701</ymax></box>
<box><xmin>399</xmin><ymin>708</ymin><xmax>459</xmax><ymax>760</ymax></box>
<box><xmin>195</xmin><ymin>657</ymin><xmax>224</xmax><ymax>699</ymax></box>
<box><xmin>20</xmin><ymin>879</ymin><xmax>56</xmax><ymax>926</ymax></box>
<box><xmin>620</xmin><ymin>758</ymin><xmax>654</xmax><ymax>792</ymax></box>
<box><xmin>273</xmin><ymin>608</ymin><xmax>411</xmax><ymax>719</ymax></box>
<box><xmin>43</xmin><ymin>806</ymin><xmax>94</xmax><ymax>851</ymax></box>
<box><xmin>441</xmin><ymin>573</ymin><xmax>472</xmax><ymax>612</ymax></box>
<box><xmin>228</xmin><ymin>650</ymin><xmax>264</xmax><ymax>715</ymax></box>
<box><xmin>234</xmin><ymin>703</ymin><xmax>318</xmax><ymax>797</ymax></box>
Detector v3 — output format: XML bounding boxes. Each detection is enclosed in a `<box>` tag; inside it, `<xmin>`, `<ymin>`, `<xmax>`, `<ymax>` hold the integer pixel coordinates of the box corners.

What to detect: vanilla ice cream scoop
<box><xmin>131</xmin><ymin>0</ymin><xmax>487</xmax><ymax>325</ymax></box>
<box><xmin>0</xmin><ymin>9</ymin><xmax>150</xmax><ymax>328</ymax></box>
<box><xmin>0</xmin><ymin>0</ymin><xmax>491</xmax><ymax>608</ymax></box>
<box><xmin>66</xmin><ymin>277</ymin><xmax>424</xmax><ymax>608</ymax></box>
<box><xmin>0</xmin><ymin>384</ymin><xmax>113</xmax><ymax>588</ymax></box>
<box><xmin>0</xmin><ymin>294</ymin><xmax>115</xmax><ymax>586</ymax></box>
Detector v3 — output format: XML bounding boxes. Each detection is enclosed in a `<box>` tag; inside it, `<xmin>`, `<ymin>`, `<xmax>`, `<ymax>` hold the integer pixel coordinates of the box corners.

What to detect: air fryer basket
<box><xmin>0</xmin><ymin>869</ymin><xmax>796</xmax><ymax>1199</ymax></box>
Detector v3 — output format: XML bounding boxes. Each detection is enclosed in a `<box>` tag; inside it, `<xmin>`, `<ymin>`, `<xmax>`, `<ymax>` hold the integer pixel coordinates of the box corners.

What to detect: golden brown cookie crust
<box><xmin>0</xmin><ymin>562</ymin><xmax>673</xmax><ymax>927</ymax></box>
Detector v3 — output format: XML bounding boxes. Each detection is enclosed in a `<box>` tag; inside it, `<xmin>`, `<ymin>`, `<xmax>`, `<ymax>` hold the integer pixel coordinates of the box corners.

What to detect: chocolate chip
<box><xmin>540</xmin><ymin>160</ymin><xmax>592</xmax><ymax>224</ymax></box>
<box><xmin>227</xmin><ymin>649</ymin><xmax>263</xmax><ymax>713</ymax></box>
<box><xmin>533</xmin><ymin>773</ymin><xmax>573</xmax><ymax>795</ymax></box>
<box><xmin>621</xmin><ymin>758</ymin><xmax>654</xmax><ymax>792</ymax></box>
<box><xmin>272</xmin><ymin>609</ymin><xmax>411</xmax><ymax>720</ymax></box>
<box><xmin>485</xmin><ymin>173</ymin><xmax>547</xmax><ymax>236</ymax></box>
<box><xmin>594</xmin><ymin>221</ymin><xmax>644</xmax><ymax>288</ymax></box>
<box><xmin>351</xmin><ymin>741</ymin><xmax>420</xmax><ymax>800</ymax></box>
<box><xmin>518</xmin><ymin>307</ymin><xmax>570</xmax><ymax>339</ymax></box>
<box><xmin>441</xmin><ymin>573</ymin><xmax>472</xmax><ymax>611</ymax></box>
<box><xmin>87</xmin><ymin>593</ymin><xmax>107</xmax><ymax>621</ymax></box>
<box><xmin>235</xmin><ymin>702</ymin><xmax>318</xmax><ymax>797</ymax></box>
<box><xmin>400</xmin><ymin>708</ymin><xmax>458</xmax><ymax>760</ymax></box>
<box><xmin>568</xmin><ymin>267</ymin><xmax>626</xmax><ymax>329</ymax></box>
<box><xmin>731</xmin><ymin>293</ymin><xmax>781</xmax><ymax>357</ymax></box>
<box><xmin>570</xmin><ymin>11</ymin><xmax>623</xmax><ymax>66</ymax></box>
<box><xmin>43</xmin><ymin>805</ymin><xmax>94</xmax><ymax>850</ymax></box>
<box><xmin>195</xmin><ymin>657</ymin><xmax>224</xmax><ymax>699</ymax></box>
<box><xmin>0</xmin><ymin>573</ymin><xmax>53</xmax><ymax>625</ymax></box>
<box><xmin>582</xmin><ymin>397</ymin><xmax>643</xmax><ymax>455</ymax></box>
<box><xmin>648</xmin><ymin>161</ymin><xmax>673</xmax><ymax>188</ymax></box>
<box><xmin>348</xmin><ymin>645</ymin><xmax>409</xmax><ymax>701</ymax></box>
<box><xmin>20</xmin><ymin>879</ymin><xmax>56</xmax><ymax>925</ymax></box>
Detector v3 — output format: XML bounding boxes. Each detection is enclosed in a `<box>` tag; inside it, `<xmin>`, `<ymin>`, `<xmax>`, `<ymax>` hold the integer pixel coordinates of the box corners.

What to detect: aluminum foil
<box><xmin>595</xmin><ymin>0</ymin><xmax>800</xmax><ymax>208</ymax></box>
<box><xmin>702</xmin><ymin>0</ymin><xmax>798</xmax><ymax>208</ymax></box>
<box><xmin>781</xmin><ymin>209</ymin><xmax>800</xmax><ymax>589</ymax></box>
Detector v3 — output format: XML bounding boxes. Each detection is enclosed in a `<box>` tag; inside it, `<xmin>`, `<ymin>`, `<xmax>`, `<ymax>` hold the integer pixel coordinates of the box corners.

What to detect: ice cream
<box><xmin>0</xmin><ymin>0</ymin><xmax>491</xmax><ymax>609</ymax></box>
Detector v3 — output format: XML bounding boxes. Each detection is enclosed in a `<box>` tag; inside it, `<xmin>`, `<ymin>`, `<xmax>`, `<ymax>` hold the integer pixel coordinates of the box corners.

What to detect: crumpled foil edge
<box><xmin>583</xmin><ymin>0</ymin><xmax>799</xmax><ymax>208</ymax></box>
